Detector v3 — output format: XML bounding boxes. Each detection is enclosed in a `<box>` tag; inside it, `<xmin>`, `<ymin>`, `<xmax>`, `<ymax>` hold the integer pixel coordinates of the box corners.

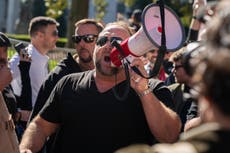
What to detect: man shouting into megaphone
<box><xmin>20</xmin><ymin>21</ymin><xmax>181</xmax><ymax>153</ymax></box>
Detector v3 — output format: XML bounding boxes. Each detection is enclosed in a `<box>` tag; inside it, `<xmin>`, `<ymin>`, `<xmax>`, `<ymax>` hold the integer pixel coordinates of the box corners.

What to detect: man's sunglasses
<box><xmin>72</xmin><ymin>34</ymin><xmax>98</xmax><ymax>44</ymax></box>
<box><xmin>96</xmin><ymin>36</ymin><xmax>123</xmax><ymax>47</ymax></box>
<box><xmin>52</xmin><ymin>30</ymin><xmax>59</xmax><ymax>37</ymax></box>
<box><xmin>40</xmin><ymin>30</ymin><xmax>58</xmax><ymax>37</ymax></box>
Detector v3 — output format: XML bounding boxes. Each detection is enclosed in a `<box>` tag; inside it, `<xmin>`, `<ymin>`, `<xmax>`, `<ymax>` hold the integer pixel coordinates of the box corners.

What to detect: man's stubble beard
<box><xmin>95</xmin><ymin>60</ymin><xmax>119</xmax><ymax>76</ymax></box>
<box><xmin>78</xmin><ymin>48</ymin><xmax>93</xmax><ymax>63</ymax></box>
<box><xmin>79</xmin><ymin>56</ymin><xmax>93</xmax><ymax>63</ymax></box>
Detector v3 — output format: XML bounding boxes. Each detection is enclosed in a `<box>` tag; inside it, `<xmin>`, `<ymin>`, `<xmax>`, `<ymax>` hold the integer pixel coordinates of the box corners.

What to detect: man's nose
<box><xmin>105</xmin><ymin>41</ymin><xmax>113</xmax><ymax>51</ymax></box>
<box><xmin>78</xmin><ymin>39</ymin><xmax>86</xmax><ymax>46</ymax></box>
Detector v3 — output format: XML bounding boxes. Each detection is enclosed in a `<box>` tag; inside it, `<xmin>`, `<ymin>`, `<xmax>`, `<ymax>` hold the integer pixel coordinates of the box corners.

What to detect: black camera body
<box><xmin>14</xmin><ymin>42</ymin><xmax>27</xmax><ymax>55</ymax></box>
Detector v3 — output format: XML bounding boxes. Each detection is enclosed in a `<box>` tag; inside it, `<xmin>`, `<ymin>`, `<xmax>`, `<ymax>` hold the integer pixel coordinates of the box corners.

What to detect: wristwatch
<box><xmin>138</xmin><ymin>88</ymin><xmax>152</xmax><ymax>97</ymax></box>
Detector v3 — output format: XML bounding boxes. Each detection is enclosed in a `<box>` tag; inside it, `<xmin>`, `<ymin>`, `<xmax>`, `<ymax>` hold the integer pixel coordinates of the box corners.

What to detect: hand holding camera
<box><xmin>14</xmin><ymin>42</ymin><xmax>31</xmax><ymax>62</ymax></box>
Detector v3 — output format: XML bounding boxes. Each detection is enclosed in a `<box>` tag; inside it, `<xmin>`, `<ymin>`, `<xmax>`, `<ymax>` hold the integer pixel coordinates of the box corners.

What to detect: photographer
<box><xmin>9</xmin><ymin>16</ymin><xmax>59</xmax><ymax>115</ymax></box>
<box><xmin>14</xmin><ymin>43</ymin><xmax>32</xmax><ymax>140</ymax></box>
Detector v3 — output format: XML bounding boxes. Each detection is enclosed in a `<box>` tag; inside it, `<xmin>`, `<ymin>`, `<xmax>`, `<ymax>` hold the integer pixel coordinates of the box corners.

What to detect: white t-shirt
<box><xmin>10</xmin><ymin>44</ymin><xmax>49</xmax><ymax>107</ymax></box>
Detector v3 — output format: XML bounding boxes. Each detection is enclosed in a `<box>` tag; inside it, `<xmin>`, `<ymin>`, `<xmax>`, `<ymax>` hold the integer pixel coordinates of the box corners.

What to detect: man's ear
<box><xmin>35</xmin><ymin>31</ymin><xmax>44</xmax><ymax>39</ymax></box>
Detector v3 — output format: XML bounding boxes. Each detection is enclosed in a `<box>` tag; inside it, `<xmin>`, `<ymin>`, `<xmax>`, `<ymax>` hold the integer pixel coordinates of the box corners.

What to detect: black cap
<box><xmin>0</xmin><ymin>32</ymin><xmax>11</xmax><ymax>47</ymax></box>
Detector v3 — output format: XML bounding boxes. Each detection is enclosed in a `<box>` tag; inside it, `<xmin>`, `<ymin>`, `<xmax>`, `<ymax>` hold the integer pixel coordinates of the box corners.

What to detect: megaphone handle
<box><xmin>149</xmin><ymin>47</ymin><xmax>166</xmax><ymax>77</ymax></box>
<box><xmin>130</xmin><ymin>65</ymin><xmax>150</xmax><ymax>79</ymax></box>
<box><xmin>147</xmin><ymin>0</ymin><xmax>167</xmax><ymax>78</ymax></box>
<box><xmin>111</xmin><ymin>40</ymin><xmax>126</xmax><ymax>58</ymax></box>
<box><xmin>157</xmin><ymin>0</ymin><xmax>166</xmax><ymax>47</ymax></box>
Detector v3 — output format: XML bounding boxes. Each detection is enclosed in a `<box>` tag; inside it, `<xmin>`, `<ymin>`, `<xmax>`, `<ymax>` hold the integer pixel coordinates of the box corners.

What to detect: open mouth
<box><xmin>104</xmin><ymin>56</ymin><xmax>111</xmax><ymax>62</ymax></box>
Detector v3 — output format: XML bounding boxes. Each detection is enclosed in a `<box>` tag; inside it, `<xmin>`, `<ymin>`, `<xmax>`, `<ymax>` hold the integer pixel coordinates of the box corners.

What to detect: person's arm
<box><xmin>187</xmin><ymin>0</ymin><xmax>206</xmax><ymax>42</ymax></box>
<box><xmin>19</xmin><ymin>115</ymin><xmax>59</xmax><ymax>153</ymax></box>
<box><xmin>138</xmin><ymin>90</ymin><xmax>181</xmax><ymax>143</ymax></box>
<box><xmin>16</xmin><ymin>50</ymin><xmax>33</xmax><ymax>123</ymax></box>
<box><xmin>130</xmin><ymin>59</ymin><xmax>181</xmax><ymax>143</ymax></box>
<box><xmin>18</xmin><ymin>61</ymin><xmax>32</xmax><ymax>110</ymax></box>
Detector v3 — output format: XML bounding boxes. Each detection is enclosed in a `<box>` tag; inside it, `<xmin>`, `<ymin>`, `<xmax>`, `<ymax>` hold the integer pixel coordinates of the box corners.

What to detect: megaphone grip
<box><xmin>110</xmin><ymin>39</ymin><xmax>138</xmax><ymax>67</ymax></box>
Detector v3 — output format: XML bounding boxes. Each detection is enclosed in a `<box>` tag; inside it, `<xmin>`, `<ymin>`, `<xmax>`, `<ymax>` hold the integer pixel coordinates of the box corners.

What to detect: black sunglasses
<box><xmin>52</xmin><ymin>30</ymin><xmax>59</xmax><ymax>37</ymax></box>
<box><xmin>72</xmin><ymin>34</ymin><xmax>98</xmax><ymax>44</ymax></box>
<box><xmin>96</xmin><ymin>36</ymin><xmax>123</xmax><ymax>47</ymax></box>
<box><xmin>40</xmin><ymin>30</ymin><xmax>58</xmax><ymax>37</ymax></box>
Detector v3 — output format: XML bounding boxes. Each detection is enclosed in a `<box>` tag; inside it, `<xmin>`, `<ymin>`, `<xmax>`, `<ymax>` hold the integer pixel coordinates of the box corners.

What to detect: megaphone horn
<box><xmin>110</xmin><ymin>3</ymin><xmax>185</xmax><ymax>67</ymax></box>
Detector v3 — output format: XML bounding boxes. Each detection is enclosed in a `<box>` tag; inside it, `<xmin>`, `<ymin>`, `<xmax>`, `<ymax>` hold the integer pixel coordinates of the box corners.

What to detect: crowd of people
<box><xmin>0</xmin><ymin>0</ymin><xmax>230</xmax><ymax>153</ymax></box>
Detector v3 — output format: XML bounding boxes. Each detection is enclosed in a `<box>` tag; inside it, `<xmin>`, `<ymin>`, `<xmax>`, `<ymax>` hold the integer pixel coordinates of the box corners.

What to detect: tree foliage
<box><xmin>152</xmin><ymin>0</ymin><xmax>193</xmax><ymax>28</ymax></box>
<box><xmin>120</xmin><ymin>0</ymin><xmax>193</xmax><ymax>33</ymax></box>
<box><xmin>93</xmin><ymin>0</ymin><xmax>108</xmax><ymax>21</ymax></box>
<box><xmin>32</xmin><ymin>0</ymin><xmax>192</xmax><ymax>45</ymax></box>
<box><xmin>44</xmin><ymin>0</ymin><xmax>67</xmax><ymax>18</ymax></box>
<box><xmin>118</xmin><ymin>0</ymin><xmax>137</xmax><ymax>7</ymax></box>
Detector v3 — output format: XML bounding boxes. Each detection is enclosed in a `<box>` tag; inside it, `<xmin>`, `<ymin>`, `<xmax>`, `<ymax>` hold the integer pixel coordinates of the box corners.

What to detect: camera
<box><xmin>14</xmin><ymin>42</ymin><xmax>27</xmax><ymax>55</ymax></box>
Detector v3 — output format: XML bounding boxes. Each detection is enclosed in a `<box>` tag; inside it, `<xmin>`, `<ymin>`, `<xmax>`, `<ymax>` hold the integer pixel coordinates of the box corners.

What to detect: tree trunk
<box><xmin>15</xmin><ymin>1</ymin><xmax>33</xmax><ymax>34</ymax></box>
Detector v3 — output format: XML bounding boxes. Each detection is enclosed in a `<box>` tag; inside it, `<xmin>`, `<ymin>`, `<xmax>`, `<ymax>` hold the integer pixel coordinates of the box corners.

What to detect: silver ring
<box><xmin>135</xmin><ymin>77</ymin><xmax>141</xmax><ymax>83</ymax></box>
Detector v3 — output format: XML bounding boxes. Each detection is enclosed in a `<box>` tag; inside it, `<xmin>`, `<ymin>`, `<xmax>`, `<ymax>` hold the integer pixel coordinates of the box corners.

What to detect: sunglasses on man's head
<box><xmin>52</xmin><ymin>30</ymin><xmax>59</xmax><ymax>37</ymax></box>
<box><xmin>72</xmin><ymin>34</ymin><xmax>98</xmax><ymax>44</ymax></box>
<box><xmin>96</xmin><ymin>36</ymin><xmax>123</xmax><ymax>47</ymax></box>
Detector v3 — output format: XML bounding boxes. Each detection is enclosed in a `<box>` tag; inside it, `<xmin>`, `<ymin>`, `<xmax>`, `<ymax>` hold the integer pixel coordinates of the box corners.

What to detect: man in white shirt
<box><xmin>10</xmin><ymin>16</ymin><xmax>59</xmax><ymax>121</ymax></box>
